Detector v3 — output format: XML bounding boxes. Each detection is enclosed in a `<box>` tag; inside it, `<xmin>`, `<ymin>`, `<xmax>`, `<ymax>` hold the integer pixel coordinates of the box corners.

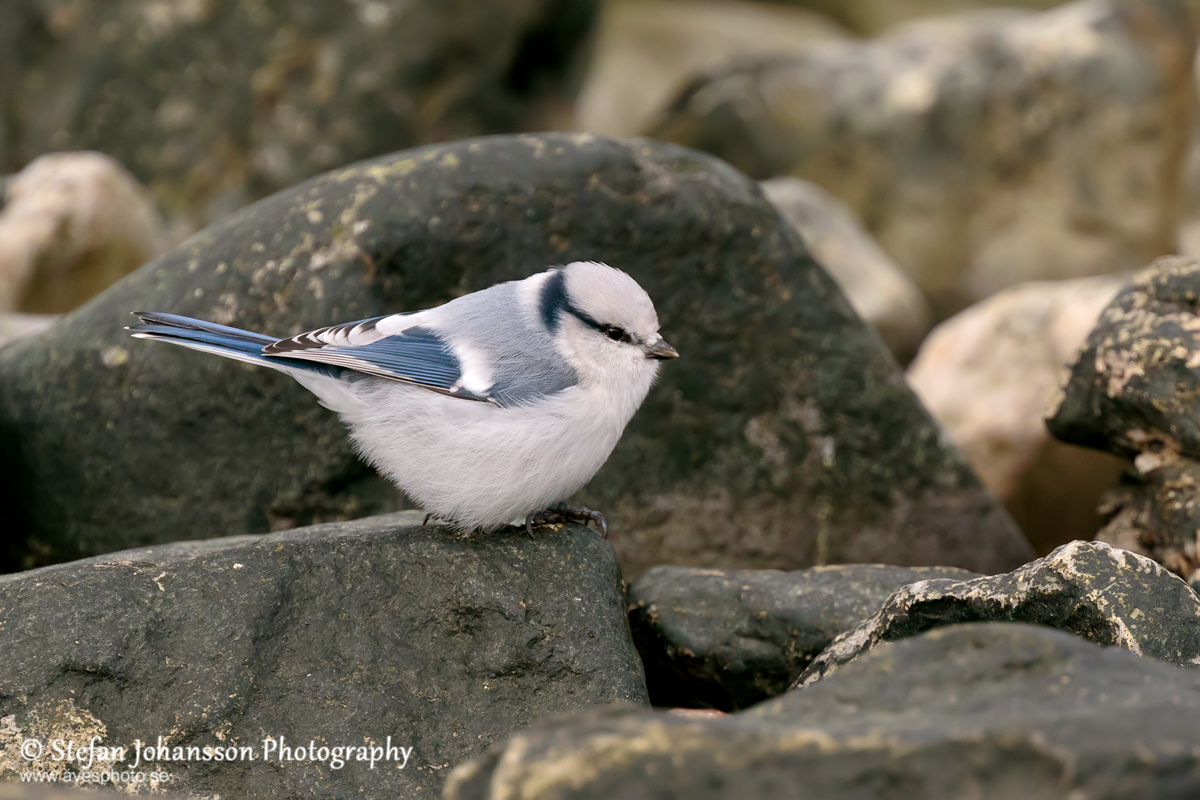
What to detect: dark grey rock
<box><xmin>445</xmin><ymin>623</ymin><xmax>1200</xmax><ymax>800</ymax></box>
<box><xmin>0</xmin><ymin>513</ymin><xmax>646</xmax><ymax>798</ymax></box>
<box><xmin>628</xmin><ymin>564</ymin><xmax>976</xmax><ymax>710</ymax></box>
<box><xmin>1093</xmin><ymin>457</ymin><xmax>1200</xmax><ymax>586</ymax></box>
<box><xmin>0</xmin><ymin>0</ymin><xmax>600</xmax><ymax>233</ymax></box>
<box><xmin>798</xmin><ymin>540</ymin><xmax>1200</xmax><ymax>687</ymax></box>
<box><xmin>0</xmin><ymin>133</ymin><xmax>1031</xmax><ymax>577</ymax></box>
<box><xmin>1049</xmin><ymin>256</ymin><xmax>1200</xmax><ymax>461</ymax></box>
<box><xmin>1048</xmin><ymin>255</ymin><xmax>1200</xmax><ymax>581</ymax></box>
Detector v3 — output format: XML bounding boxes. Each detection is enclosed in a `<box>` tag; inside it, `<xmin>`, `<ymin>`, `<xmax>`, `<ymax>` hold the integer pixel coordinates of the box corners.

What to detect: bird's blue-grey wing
<box><xmin>262</xmin><ymin>315</ymin><xmax>491</xmax><ymax>402</ymax></box>
<box><xmin>263</xmin><ymin>280</ymin><xmax>581</xmax><ymax>407</ymax></box>
<box><xmin>421</xmin><ymin>283</ymin><xmax>580</xmax><ymax>407</ymax></box>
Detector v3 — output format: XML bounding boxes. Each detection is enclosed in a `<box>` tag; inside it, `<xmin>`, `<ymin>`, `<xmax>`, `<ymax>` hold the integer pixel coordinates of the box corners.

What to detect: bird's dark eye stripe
<box><xmin>565</xmin><ymin>304</ymin><xmax>603</xmax><ymax>331</ymax></box>
<box><xmin>564</xmin><ymin>305</ymin><xmax>633</xmax><ymax>343</ymax></box>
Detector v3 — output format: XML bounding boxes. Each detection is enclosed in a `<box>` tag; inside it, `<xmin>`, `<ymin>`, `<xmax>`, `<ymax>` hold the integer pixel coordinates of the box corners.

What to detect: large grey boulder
<box><xmin>446</xmin><ymin>623</ymin><xmax>1200</xmax><ymax>800</ymax></box>
<box><xmin>0</xmin><ymin>514</ymin><xmax>645</xmax><ymax>798</ymax></box>
<box><xmin>653</xmin><ymin>0</ymin><xmax>1197</xmax><ymax>314</ymax></box>
<box><xmin>798</xmin><ymin>541</ymin><xmax>1200</xmax><ymax>686</ymax></box>
<box><xmin>0</xmin><ymin>0</ymin><xmax>600</xmax><ymax>233</ymax></box>
<box><xmin>0</xmin><ymin>133</ymin><xmax>1031</xmax><ymax>577</ymax></box>
<box><xmin>628</xmin><ymin>564</ymin><xmax>975</xmax><ymax>710</ymax></box>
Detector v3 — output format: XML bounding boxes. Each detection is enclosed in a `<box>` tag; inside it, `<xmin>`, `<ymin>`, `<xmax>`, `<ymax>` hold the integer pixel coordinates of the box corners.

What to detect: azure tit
<box><xmin>128</xmin><ymin>261</ymin><xmax>678</xmax><ymax>535</ymax></box>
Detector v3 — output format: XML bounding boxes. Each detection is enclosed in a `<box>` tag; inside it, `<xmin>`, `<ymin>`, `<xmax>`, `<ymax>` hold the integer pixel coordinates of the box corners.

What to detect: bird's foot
<box><xmin>524</xmin><ymin>503</ymin><xmax>608</xmax><ymax>539</ymax></box>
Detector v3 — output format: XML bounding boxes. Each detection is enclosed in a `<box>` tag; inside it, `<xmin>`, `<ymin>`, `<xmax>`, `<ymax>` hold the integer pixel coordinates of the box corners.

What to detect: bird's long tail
<box><xmin>126</xmin><ymin>311</ymin><xmax>341</xmax><ymax>377</ymax></box>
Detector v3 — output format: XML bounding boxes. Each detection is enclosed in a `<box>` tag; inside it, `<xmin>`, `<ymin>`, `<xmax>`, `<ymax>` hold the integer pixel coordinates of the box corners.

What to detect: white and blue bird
<box><xmin>127</xmin><ymin>261</ymin><xmax>678</xmax><ymax>536</ymax></box>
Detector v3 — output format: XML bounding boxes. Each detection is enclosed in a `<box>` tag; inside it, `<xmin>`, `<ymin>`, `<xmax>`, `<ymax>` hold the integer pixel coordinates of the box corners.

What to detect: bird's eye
<box><xmin>604</xmin><ymin>326</ymin><xmax>628</xmax><ymax>343</ymax></box>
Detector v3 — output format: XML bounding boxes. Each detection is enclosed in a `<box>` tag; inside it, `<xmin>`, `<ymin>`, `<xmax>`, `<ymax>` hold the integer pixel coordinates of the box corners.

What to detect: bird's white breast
<box><xmin>327</xmin><ymin>365</ymin><xmax>655</xmax><ymax>530</ymax></box>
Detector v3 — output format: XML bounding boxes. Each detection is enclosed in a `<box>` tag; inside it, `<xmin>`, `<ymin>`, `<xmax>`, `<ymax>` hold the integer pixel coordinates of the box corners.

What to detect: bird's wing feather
<box><xmin>262</xmin><ymin>314</ymin><xmax>491</xmax><ymax>402</ymax></box>
<box><xmin>263</xmin><ymin>280</ymin><xmax>581</xmax><ymax>408</ymax></box>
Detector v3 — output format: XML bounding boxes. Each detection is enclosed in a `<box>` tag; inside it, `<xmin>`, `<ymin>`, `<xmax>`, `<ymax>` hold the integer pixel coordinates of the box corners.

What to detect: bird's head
<box><xmin>538</xmin><ymin>261</ymin><xmax>678</xmax><ymax>387</ymax></box>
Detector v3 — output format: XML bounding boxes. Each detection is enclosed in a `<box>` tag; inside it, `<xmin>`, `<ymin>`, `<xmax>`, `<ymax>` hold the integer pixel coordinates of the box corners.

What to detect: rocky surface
<box><xmin>575</xmin><ymin>0</ymin><xmax>845</xmax><ymax>137</ymax></box>
<box><xmin>0</xmin><ymin>513</ymin><xmax>645</xmax><ymax>798</ymax></box>
<box><xmin>653</xmin><ymin>0</ymin><xmax>1196</xmax><ymax>314</ymax></box>
<box><xmin>798</xmin><ymin>540</ymin><xmax>1200</xmax><ymax>686</ymax></box>
<box><xmin>1094</xmin><ymin>460</ymin><xmax>1200</xmax><ymax>587</ymax></box>
<box><xmin>0</xmin><ymin>0</ymin><xmax>600</xmax><ymax>234</ymax></box>
<box><xmin>763</xmin><ymin>177</ymin><xmax>931</xmax><ymax>361</ymax></box>
<box><xmin>1049</xmin><ymin>256</ymin><xmax>1200</xmax><ymax>460</ymax></box>
<box><xmin>628</xmin><ymin>564</ymin><xmax>976</xmax><ymax>710</ymax></box>
<box><xmin>0</xmin><ymin>152</ymin><xmax>165</xmax><ymax>313</ymax></box>
<box><xmin>0</xmin><ymin>787</ymin><xmax>158</xmax><ymax>800</ymax></box>
<box><xmin>1048</xmin><ymin>256</ymin><xmax>1200</xmax><ymax>582</ymax></box>
<box><xmin>909</xmin><ymin>276</ymin><xmax>1128</xmax><ymax>552</ymax></box>
<box><xmin>0</xmin><ymin>132</ymin><xmax>1031</xmax><ymax>577</ymax></box>
<box><xmin>445</xmin><ymin>623</ymin><xmax>1200</xmax><ymax>799</ymax></box>
<box><xmin>782</xmin><ymin>0</ymin><xmax>1066</xmax><ymax>35</ymax></box>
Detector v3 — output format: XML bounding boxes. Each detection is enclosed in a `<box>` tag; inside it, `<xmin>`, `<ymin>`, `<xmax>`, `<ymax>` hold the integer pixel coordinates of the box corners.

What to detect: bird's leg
<box><xmin>524</xmin><ymin>502</ymin><xmax>608</xmax><ymax>539</ymax></box>
<box><xmin>422</xmin><ymin>512</ymin><xmax>433</xmax><ymax>527</ymax></box>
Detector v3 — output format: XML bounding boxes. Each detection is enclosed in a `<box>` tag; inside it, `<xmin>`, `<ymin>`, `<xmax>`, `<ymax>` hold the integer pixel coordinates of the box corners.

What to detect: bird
<box><xmin>127</xmin><ymin>260</ymin><xmax>678</xmax><ymax>537</ymax></box>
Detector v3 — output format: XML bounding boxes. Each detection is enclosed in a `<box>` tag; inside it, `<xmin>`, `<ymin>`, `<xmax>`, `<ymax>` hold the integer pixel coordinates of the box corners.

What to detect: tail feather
<box><xmin>126</xmin><ymin>312</ymin><xmax>342</xmax><ymax>377</ymax></box>
<box><xmin>131</xmin><ymin>311</ymin><xmax>277</xmax><ymax>345</ymax></box>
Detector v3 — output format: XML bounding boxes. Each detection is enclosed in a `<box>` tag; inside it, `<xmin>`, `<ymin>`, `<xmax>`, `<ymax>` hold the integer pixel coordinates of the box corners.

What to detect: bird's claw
<box><xmin>524</xmin><ymin>503</ymin><xmax>608</xmax><ymax>539</ymax></box>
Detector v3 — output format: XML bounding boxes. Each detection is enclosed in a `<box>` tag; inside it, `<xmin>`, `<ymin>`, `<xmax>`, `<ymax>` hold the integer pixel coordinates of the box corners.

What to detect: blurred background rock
<box><xmin>907</xmin><ymin>275</ymin><xmax>1128</xmax><ymax>552</ymax></box>
<box><xmin>0</xmin><ymin>0</ymin><xmax>601</xmax><ymax>238</ymax></box>
<box><xmin>0</xmin><ymin>153</ymin><xmax>165</xmax><ymax>310</ymax></box>
<box><xmin>649</xmin><ymin>0</ymin><xmax>1196</xmax><ymax>318</ymax></box>
<box><xmin>574</xmin><ymin>0</ymin><xmax>847</xmax><ymax>138</ymax></box>
<box><xmin>5</xmin><ymin>0</ymin><xmax>1200</xmax><ymax>568</ymax></box>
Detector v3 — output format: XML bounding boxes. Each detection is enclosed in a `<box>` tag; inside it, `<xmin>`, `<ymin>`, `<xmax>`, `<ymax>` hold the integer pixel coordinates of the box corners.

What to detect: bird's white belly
<box><xmin>336</xmin><ymin>379</ymin><xmax>641</xmax><ymax>530</ymax></box>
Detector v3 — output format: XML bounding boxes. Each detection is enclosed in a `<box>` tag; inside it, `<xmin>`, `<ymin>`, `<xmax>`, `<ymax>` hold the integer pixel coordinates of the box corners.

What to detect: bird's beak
<box><xmin>644</xmin><ymin>338</ymin><xmax>680</xmax><ymax>360</ymax></box>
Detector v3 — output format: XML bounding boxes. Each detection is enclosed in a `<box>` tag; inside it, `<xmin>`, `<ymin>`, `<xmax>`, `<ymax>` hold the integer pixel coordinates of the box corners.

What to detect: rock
<box><xmin>628</xmin><ymin>563</ymin><xmax>977</xmax><ymax>710</ymax></box>
<box><xmin>763</xmin><ymin>177</ymin><xmax>931</xmax><ymax>361</ymax></box>
<box><xmin>0</xmin><ymin>787</ymin><xmax>162</xmax><ymax>800</ymax></box>
<box><xmin>798</xmin><ymin>540</ymin><xmax>1200</xmax><ymax>687</ymax></box>
<box><xmin>0</xmin><ymin>313</ymin><xmax>56</xmax><ymax>349</ymax></box>
<box><xmin>0</xmin><ymin>153</ymin><xmax>166</xmax><ymax>313</ymax></box>
<box><xmin>0</xmin><ymin>133</ymin><xmax>1032</xmax><ymax>577</ymax></box>
<box><xmin>653</xmin><ymin>0</ymin><xmax>1196</xmax><ymax>314</ymax></box>
<box><xmin>1049</xmin><ymin>256</ymin><xmax>1200</xmax><ymax>461</ymax></box>
<box><xmin>909</xmin><ymin>276</ymin><xmax>1128</xmax><ymax>552</ymax></box>
<box><xmin>0</xmin><ymin>513</ymin><xmax>646</xmax><ymax>798</ymax></box>
<box><xmin>0</xmin><ymin>1</ymin><xmax>600</xmax><ymax>234</ymax></box>
<box><xmin>786</xmin><ymin>0</ymin><xmax>1065</xmax><ymax>35</ymax></box>
<box><xmin>445</xmin><ymin>623</ymin><xmax>1200</xmax><ymax>800</ymax></box>
<box><xmin>574</xmin><ymin>0</ymin><xmax>845</xmax><ymax>137</ymax></box>
<box><xmin>1048</xmin><ymin>256</ymin><xmax>1200</xmax><ymax>581</ymax></box>
<box><xmin>1094</xmin><ymin>457</ymin><xmax>1200</xmax><ymax>586</ymax></box>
